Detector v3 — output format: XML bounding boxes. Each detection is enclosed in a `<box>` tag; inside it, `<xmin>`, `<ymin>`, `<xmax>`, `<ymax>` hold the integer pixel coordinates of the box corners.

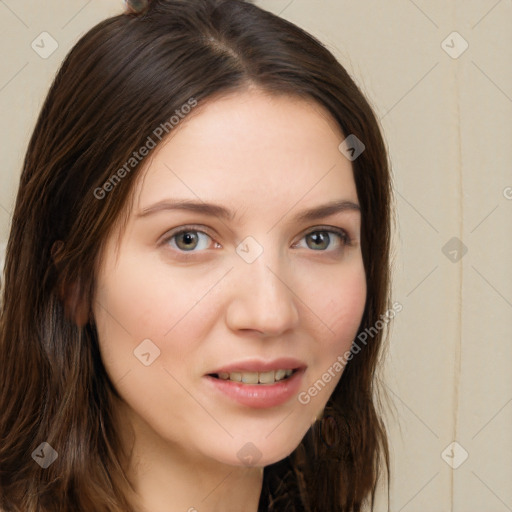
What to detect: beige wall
<box><xmin>1</xmin><ymin>1</ymin><xmax>511</xmax><ymax>510</ymax></box>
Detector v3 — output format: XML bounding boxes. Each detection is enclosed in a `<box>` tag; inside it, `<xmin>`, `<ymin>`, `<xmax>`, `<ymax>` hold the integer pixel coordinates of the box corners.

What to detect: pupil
<box><xmin>310</xmin><ymin>232</ymin><xmax>328</xmax><ymax>250</ymax></box>
<box><xmin>179</xmin><ymin>232</ymin><xmax>197</xmax><ymax>249</ymax></box>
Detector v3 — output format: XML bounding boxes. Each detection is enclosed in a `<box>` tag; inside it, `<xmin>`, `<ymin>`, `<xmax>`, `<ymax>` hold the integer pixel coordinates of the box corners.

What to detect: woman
<box><xmin>0</xmin><ymin>0</ymin><xmax>394</xmax><ymax>510</ymax></box>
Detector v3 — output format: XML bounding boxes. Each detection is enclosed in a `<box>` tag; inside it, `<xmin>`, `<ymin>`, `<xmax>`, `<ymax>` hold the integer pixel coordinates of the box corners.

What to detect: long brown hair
<box><xmin>0</xmin><ymin>1</ymin><xmax>394</xmax><ymax>510</ymax></box>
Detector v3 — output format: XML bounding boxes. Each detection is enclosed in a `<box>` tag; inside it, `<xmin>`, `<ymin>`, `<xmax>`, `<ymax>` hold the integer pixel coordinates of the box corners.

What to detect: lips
<box><xmin>204</xmin><ymin>357</ymin><xmax>307</xmax><ymax>407</ymax></box>
<box><xmin>204</xmin><ymin>366</ymin><xmax>306</xmax><ymax>408</ymax></box>
<box><xmin>207</xmin><ymin>357</ymin><xmax>307</xmax><ymax>375</ymax></box>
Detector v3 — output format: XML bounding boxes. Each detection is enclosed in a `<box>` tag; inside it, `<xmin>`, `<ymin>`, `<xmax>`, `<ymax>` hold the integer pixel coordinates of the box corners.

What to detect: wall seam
<box><xmin>451</xmin><ymin>2</ymin><xmax>464</xmax><ymax>511</ymax></box>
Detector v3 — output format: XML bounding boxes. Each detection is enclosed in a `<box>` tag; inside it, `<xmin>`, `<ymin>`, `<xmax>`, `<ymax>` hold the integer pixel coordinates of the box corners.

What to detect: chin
<box><xmin>210</xmin><ymin>435</ymin><xmax>305</xmax><ymax>469</ymax></box>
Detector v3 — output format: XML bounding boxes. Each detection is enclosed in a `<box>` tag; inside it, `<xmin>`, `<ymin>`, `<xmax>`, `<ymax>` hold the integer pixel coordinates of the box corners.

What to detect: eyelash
<box><xmin>159</xmin><ymin>224</ymin><xmax>353</xmax><ymax>260</ymax></box>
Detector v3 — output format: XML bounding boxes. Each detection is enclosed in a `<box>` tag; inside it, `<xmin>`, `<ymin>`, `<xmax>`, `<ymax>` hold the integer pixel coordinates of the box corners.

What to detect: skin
<box><xmin>91</xmin><ymin>87</ymin><xmax>367</xmax><ymax>512</ymax></box>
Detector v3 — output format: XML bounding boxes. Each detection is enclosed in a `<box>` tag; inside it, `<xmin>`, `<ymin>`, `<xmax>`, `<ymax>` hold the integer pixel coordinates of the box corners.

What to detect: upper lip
<box><xmin>207</xmin><ymin>357</ymin><xmax>307</xmax><ymax>375</ymax></box>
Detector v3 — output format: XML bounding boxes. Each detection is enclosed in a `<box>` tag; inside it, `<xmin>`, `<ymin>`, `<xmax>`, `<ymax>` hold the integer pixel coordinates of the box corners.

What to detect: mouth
<box><xmin>204</xmin><ymin>366</ymin><xmax>305</xmax><ymax>408</ymax></box>
<box><xmin>207</xmin><ymin>368</ymin><xmax>300</xmax><ymax>385</ymax></box>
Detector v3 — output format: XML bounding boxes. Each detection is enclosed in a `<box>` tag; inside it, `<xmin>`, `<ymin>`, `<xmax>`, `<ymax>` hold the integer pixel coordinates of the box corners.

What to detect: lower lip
<box><xmin>204</xmin><ymin>369</ymin><xmax>305</xmax><ymax>409</ymax></box>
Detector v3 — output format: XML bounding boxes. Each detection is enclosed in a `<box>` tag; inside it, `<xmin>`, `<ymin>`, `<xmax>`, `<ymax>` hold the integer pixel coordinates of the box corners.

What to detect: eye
<box><xmin>161</xmin><ymin>226</ymin><xmax>217</xmax><ymax>254</ymax></box>
<box><xmin>159</xmin><ymin>224</ymin><xmax>353</xmax><ymax>259</ymax></box>
<box><xmin>294</xmin><ymin>227</ymin><xmax>352</xmax><ymax>252</ymax></box>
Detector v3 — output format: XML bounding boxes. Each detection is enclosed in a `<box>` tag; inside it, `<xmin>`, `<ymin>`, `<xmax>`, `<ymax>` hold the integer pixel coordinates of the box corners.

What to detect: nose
<box><xmin>224</xmin><ymin>250</ymin><xmax>300</xmax><ymax>337</ymax></box>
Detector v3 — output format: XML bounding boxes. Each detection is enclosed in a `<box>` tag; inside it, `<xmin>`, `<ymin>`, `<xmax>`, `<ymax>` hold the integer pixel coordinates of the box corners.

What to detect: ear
<box><xmin>60</xmin><ymin>280</ymin><xmax>91</xmax><ymax>328</ymax></box>
<box><xmin>52</xmin><ymin>240</ymin><xmax>91</xmax><ymax>328</ymax></box>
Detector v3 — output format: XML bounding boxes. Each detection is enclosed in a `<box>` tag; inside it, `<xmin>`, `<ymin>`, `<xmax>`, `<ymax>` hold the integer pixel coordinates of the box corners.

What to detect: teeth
<box><xmin>216</xmin><ymin>369</ymin><xmax>295</xmax><ymax>384</ymax></box>
<box><xmin>275</xmin><ymin>369</ymin><xmax>286</xmax><ymax>381</ymax></box>
<box><xmin>258</xmin><ymin>370</ymin><xmax>275</xmax><ymax>384</ymax></box>
<box><xmin>241</xmin><ymin>371</ymin><xmax>259</xmax><ymax>384</ymax></box>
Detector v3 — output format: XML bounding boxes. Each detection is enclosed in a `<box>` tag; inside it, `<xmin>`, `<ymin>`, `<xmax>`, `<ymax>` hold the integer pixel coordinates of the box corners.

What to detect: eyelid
<box><xmin>300</xmin><ymin>225</ymin><xmax>352</xmax><ymax>245</ymax></box>
<box><xmin>159</xmin><ymin>224</ymin><xmax>216</xmax><ymax>242</ymax></box>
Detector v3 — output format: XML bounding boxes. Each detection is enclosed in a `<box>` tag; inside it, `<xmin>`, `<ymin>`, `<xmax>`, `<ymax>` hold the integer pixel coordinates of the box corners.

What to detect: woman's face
<box><xmin>92</xmin><ymin>88</ymin><xmax>366</xmax><ymax>468</ymax></box>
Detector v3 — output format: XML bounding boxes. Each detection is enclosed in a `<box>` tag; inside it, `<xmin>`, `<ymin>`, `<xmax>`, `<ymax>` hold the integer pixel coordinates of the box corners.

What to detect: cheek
<box><xmin>91</xmin><ymin>252</ymin><xmax>219</xmax><ymax>382</ymax></box>
<box><xmin>91</xmin><ymin>254</ymin><xmax>171</xmax><ymax>377</ymax></box>
<box><xmin>94</xmin><ymin>248</ymin><xmax>184</xmax><ymax>339</ymax></box>
<box><xmin>295</xmin><ymin>262</ymin><xmax>366</xmax><ymax>416</ymax></box>
<box><xmin>322</xmin><ymin>257</ymin><xmax>366</xmax><ymax>321</ymax></box>
<box><xmin>91</xmin><ymin>258</ymin><xmax>213</xmax><ymax>438</ymax></box>
<box><xmin>331</xmin><ymin>277</ymin><xmax>366</xmax><ymax>341</ymax></box>
<box><xmin>311</xmin><ymin>262</ymin><xmax>367</xmax><ymax>358</ymax></box>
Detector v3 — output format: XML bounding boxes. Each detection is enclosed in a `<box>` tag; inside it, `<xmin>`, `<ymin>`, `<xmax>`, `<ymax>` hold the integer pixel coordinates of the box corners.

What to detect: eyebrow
<box><xmin>137</xmin><ymin>198</ymin><xmax>361</xmax><ymax>223</ymax></box>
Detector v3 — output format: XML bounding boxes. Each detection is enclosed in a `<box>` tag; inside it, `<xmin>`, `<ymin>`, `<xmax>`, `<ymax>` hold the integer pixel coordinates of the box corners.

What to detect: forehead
<box><xmin>131</xmin><ymin>89</ymin><xmax>355</xmax><ymax>214</ymax></box>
